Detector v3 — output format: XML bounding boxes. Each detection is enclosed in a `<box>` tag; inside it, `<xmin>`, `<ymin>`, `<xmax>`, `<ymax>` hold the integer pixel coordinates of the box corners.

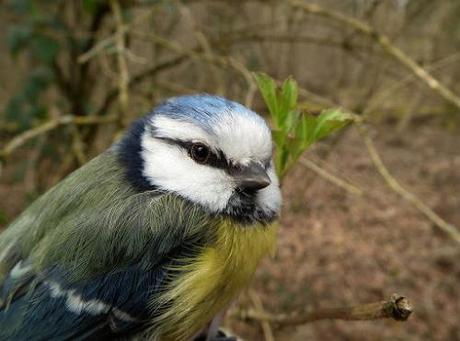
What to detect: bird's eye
<box><xmin>189</xmin><ymin>143</ymin><xmax>210</xmax><ymax>164</ymax></box>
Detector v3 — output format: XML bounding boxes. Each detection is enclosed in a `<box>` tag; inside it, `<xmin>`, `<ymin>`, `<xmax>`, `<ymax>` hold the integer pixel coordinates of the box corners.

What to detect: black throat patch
<box><xmin>222</xmin><ymin>189</ymin><xmax>277</xmax><ymax>225</ymax></box>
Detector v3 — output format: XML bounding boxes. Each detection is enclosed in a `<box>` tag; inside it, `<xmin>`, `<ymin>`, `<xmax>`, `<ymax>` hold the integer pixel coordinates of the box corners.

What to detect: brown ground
<box><xmin>1</xmin><ymin>120</ymin><xmax>459</xmax><ymax>340</ymax></box>
<box><xmin>228</xmin><ymin>121</ymin><xmax>460</xmax><ymax>341</ymax></box>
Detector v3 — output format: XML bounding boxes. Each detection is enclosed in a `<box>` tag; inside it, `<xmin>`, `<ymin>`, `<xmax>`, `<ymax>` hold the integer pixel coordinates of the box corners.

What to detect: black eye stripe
<box><xmin>154</xmin><ymin>136</ymin><xmax>271</xmax><ymax>173</ymax></box>
<box><xmin>155</xmin><ymin>137</ymin><xmax>229</xmax><ymax>170</ymax></box>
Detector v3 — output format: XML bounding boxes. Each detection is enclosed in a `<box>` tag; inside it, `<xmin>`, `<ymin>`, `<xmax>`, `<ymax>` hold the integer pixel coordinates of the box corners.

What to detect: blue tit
<box><xmin>0</xmin><ymin>94</ymin><xmax>282</xmax><ymax>340</ymax></box>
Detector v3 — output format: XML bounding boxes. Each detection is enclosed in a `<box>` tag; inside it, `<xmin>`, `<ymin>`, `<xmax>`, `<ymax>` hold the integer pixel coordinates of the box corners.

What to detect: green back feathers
<box><xmin>0</xmin><ymin>151</ymin><xmax>213</xmax><ymax>282</ymax></box>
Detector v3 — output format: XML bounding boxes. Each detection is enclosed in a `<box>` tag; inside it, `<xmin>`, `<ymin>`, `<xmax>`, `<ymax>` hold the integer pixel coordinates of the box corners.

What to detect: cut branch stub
<box><xmin>236</xmin><ymin>293</ymin><xmax>413</xmax><ymax>326</ymax></box>
<box><xmin>383</xmin><ymin>294</ymin><xmax>412</xmax><ymax>321</ymax></box>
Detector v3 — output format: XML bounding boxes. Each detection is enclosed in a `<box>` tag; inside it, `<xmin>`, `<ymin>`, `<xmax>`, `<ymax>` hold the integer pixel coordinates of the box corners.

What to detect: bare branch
<box><xmin>248</xmin><ymin>290</ymin><xmax>275</xmax><ymax>341</ymax></box>
<box><xmin>238</xmin><ymin>294</ymin><xmax>412</xmax><ymax>326</ymax></box>
<box><xmin>300</xmin><ymin>158</ymin><xmax>364</xmax><ymax>196</ymax></box>
<box><xmin>364</xmin><ymin>52</ymin><xmax>460</xmax><ymax>117</ymax></box>
<box><xmin>95</xmin><ymin>55</ymin><xmax>189</xmax><ymax>116</ymax></box>
<box><xmin>289</xmin><ymin>0</ymin><xmax>460</xmax><ymax>111</ymax></box>
<box><xmin>0</xmin><ymin>115</ymin><xmax>118</xmax><ymax>161</ymax></box>
<box><xmin>110</xmin><ymin>0</ymin><xmax>130</xmax><ymax>128</ymax></box>
<box><xmin>131</xmin><ymin>31</ymin><xmax>257</xmax><ymax>106</ymax></box>
<box><xmin>295</xmin><ymin>86</ymin><xmax>460</xmax><ymax>244</ymax></box>
<box><xmin>357</xmin><ymin>123</ymin><xmax>460</xmax><ymax>244</ymax></box>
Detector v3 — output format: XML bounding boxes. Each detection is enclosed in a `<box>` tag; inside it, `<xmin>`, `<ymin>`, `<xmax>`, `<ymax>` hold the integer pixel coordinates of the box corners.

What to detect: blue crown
<box><xmin>151</xmin><ymin>94</ymin><xmax>265</xmax><ymax>131</ymax></box>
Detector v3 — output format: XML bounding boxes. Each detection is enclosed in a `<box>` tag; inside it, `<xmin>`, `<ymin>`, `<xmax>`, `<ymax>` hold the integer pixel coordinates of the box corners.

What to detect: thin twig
<box><xmin>95</xmin><ymin>55</ymin><xmax>189</xmax><ymax>116</ymax></box>
<box><xmin>131</xmin><ymin>30</ymin><xmax>257</xmax><ymax>106</ymax></box>
<box><xmin>357</xmin><ymin>123</ymin><xmax>460</xmax><ymax>244</ymax></box>
<box><xmin>248</xmin><ymin>290</ymin><xmax>275</xmax><ymax>341</ymax></box>
<box><xmin>77</xmin><ymin>8</ymin><xmax>151</xmax><ymax>64</ymax></box>
<box><xmin>23</xmin><ymin>135</ymin><xmax>46</xmax><ymax>194</ymax></box>
<box><xmin>174</xmin><ymin>1</ymin><xmax>226</xmax><ymax>95</ymax></box>
<box><xmin>78</xmin><ymin>35</ymin><xmax>117</xmax><ymax>64</ymax></box>
<box><xmin>295</xmin><ymin>86</ymin><xmax>460</xmax><ymax>244</ymax></box>
<box><xmin>0</xmin><ymin>115</ymin><xmax>118</xmax><ymax>161</ymax></box>
<box><xmin>289</xmin><ymin>0</ymin><xmax>460</xmax><ymax>111</ymax></box>
<box><xmin>300</xmin><ymin>159</ymin><xmax>364</xmax><ymax>196</ymax></box>
<box><xmin>111</xmin><ymin>0</ymin><xmax>130</xmax><ymax>128</ymax></box>
<box><xmin>364</xmin><ymin>52</ymin><xmax>460</xmax><ymax>117</ymax></box>
<box><xmin>227</xmin><ymin>32</ymin><xmax>363</xmax><ymax>49</ymax></box>
<box><xmin>238</xmin><ymin>294</ymin><xmax>412</xmax><ymax>326</ymax></box>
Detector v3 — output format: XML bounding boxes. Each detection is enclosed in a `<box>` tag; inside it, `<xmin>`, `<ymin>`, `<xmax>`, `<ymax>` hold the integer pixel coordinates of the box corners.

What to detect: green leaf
<box><xmin>310</xmin><ymin>109</ymin><xmax>353</xmax><ymax>143</ymax></box>
<box><xmin>255</xmin><ymin>73</ymin><xmax>353</xmax><ymax>180</ymax></box>
<box><xmin>290</xmin><ymin>115</ymin><xmax>315</xmax><ymax>159</ymax></box>
<box><xmin>254</xmin><ymin>72</ymin><xmax>279</xmax><ymax>125</ymax></box>
<box><xmin>271</xmin><ymin>130</ymin><xmax>285</xmax><ymax>148</ymax></box>
<box><xmin>4</xmin><ymin>67</ymin><xmax>53</xmax><ymax>129</ymax></box>
<box><xmin>23</xmin><ymin>67</ymin><xmax>54</xmax><ymax>100</ymax></box>
<box><xmin>10</xmin><ymin>0</ymin><xmax>33</xmax><ymax>14</ymax></box>
<box><xmin>7</xmin><ymin>24</ymin><xmax>33</xmax><ymax>56</ymax></box>
<box><xmin>275</xmin><ymin>147</ymin><xmax>290</xmax><ymax>178</ymax></box>
<box><xmin>31</xmin><ymin>33</ymin><xmax>60</xmax><ymax>63</ymax></box>
<box><xmin>283</xmin><ymin>110</ymin><xmax>300</xmax><ymax>134</ymax></box>
<box><xmin>278</xmin><ymin>77</ymin><xmax>298</xmax><ymax>126</ymax></box>
<box><xmin>83</xmin><ymin>0</ymin><xmax>100</xmax><ymax>14</ymax></box>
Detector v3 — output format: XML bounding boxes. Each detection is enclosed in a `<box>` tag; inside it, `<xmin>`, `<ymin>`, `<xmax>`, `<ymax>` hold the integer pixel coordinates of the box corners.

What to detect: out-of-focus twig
<box><xmin>77</xmin><ymin>8</ymin><xmax>152</xmax><ymax>65</ymax></box>
<box><xmin>248</xmin><ymin>290</ymin><xmax>275</xmax><ymax>341</ymax></box>
<box><xmin>23</xmin><ymin>135</ymin><xmax>46</xmax><ymax>194</ymax></box>
<box><xmin>364</xmin><ymin>52</ymin><xmax>460</xmax><ymax>117</ymax></box>
<box><xmin>131</xmin><ymin>30</ymin><xmax>257</xmax><ymax>107</ymax></box>
<box><xmin>289</xmin><ymin>0</ymin><xmax>460</xmax><ymax>111</ymax></box>
<box><xmin>175</xmin><ymin>1</ymin><xmax>226</xmax><ymax>96</ymax></box>
<box><xmin>300</xmin><ymin>158</ymin><xmax>364</xmax><ymax>196</ymax></box>
<box><xmin>295</xmin><ymin>85</ymin><xmax>460</xmax><ymax>244</ymax></box>
<box><xmin>357</xmin><ymin>123</ymin><xmax>460</xmax><ymax>244</ymax></box>
<box><xmin>0</xmin><ymin>115</ymin><xmax>118</xmax><ymax>161</ymax></box>
<box><xmin>111</xmin><ymin>0</ymin><xmax>130</xmax><ymax>128</ymax></box>
<box><xmin>227</xmin><ymin>33</ymin><xmax>362</xmax><ymax>49</ymax></box>
<box><xmin>96</xmin><ymin>55</ymin><xmax>189</xmax><ymax>116</ymax></box>
<box><xmin>238</xmin><ymin>294</ymin><xmax>412</xmax><ymax>325</ymax></box>
<box><xmin>78</xmin><ymin>35</ymin><xmax>117</xmax><ymax>64</ymax></box>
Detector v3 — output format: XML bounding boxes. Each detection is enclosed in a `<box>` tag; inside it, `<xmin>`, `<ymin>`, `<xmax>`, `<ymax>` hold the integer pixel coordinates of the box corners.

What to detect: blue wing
<box><xmin>0</xmin><ymin>151</ymin><xmax>209</xmax><ymax>340</ymax></box>
<box><xmin>0</xmin><ymin>260</ymin><xmax>168</xmax><ymax>340</ymax></box>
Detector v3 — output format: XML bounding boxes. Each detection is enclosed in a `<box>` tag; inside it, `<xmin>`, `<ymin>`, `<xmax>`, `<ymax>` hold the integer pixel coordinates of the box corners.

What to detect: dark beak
<box><xmin>233</xmin><ymin>161</ymin><xmax>271</xmax><ymax>191</ymax></box>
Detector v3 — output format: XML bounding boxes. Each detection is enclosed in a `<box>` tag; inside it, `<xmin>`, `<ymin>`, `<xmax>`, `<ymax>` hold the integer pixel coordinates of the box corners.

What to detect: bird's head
<box><xmin>118</xmin><ymin>94</ymin><xmax>282</xmax><ymax>224</ymax></box>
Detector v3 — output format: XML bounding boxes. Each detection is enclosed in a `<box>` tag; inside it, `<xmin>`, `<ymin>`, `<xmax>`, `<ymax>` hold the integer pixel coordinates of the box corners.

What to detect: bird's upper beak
<box><xmin>233</xmin><ymin>161</ymin><xmax>271</xmax><ymax>191</ymax></box>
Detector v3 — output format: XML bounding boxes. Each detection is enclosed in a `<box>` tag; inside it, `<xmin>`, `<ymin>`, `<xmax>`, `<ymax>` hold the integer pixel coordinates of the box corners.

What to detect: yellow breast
<box><xmin>154</xmin><ymin>219</ymin><xmax>278</xmax><ymax>340</ymax></box>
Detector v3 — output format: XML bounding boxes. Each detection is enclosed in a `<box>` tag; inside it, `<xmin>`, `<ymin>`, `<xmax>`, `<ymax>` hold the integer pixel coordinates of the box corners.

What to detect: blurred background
<box><xmin>0</xmin><ymin>0</ymin><xmax>459</xmax><ymax>340</ymax></box>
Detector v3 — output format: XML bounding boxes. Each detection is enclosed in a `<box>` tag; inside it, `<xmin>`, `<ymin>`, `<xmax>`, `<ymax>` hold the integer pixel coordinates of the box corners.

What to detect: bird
<box><xmin>0</xmin><ymin>94</ymin><xmax>282</xmax><ymax>340</ymax></box>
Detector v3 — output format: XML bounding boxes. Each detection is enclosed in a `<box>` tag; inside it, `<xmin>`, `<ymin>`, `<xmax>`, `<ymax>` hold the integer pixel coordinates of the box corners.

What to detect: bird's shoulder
<box><xmin>0</xmin><ymin>149</ymin><xmax>214</xmax><ymax>289</ymax></box>
<box><xmin>0</xmin><ymin>150</ymin><xmax>217</xmax><ymax>339</ymax></box>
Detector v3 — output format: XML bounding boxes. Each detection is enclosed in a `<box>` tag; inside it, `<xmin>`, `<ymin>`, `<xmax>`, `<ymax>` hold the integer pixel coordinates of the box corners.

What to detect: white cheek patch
<box><xmin>141</xmin><ymin>134</ymin><xmax>234</xmax><ymax>212</ymax></box>
<box><xmin>256</xmin><ymin>166</ymin><xmax>282</xmax><ymax>214</ymax></box>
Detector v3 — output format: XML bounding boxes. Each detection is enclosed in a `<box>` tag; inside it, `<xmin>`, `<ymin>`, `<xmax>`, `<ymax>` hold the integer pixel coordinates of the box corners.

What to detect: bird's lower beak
<box><xmin>233</xmin><ymin>161</ymin><xmax>271</xmax><ymax>191</ymax></box>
